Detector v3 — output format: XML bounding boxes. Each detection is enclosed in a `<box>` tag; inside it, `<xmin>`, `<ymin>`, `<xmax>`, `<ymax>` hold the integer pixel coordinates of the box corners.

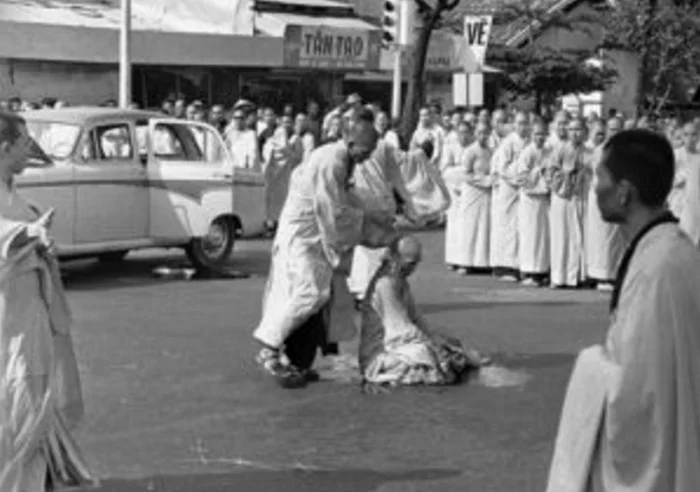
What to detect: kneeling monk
<box><xmin>359</xmin><ymin>236</ymin><xmax>489</xmax><ymax>386</ymax></box>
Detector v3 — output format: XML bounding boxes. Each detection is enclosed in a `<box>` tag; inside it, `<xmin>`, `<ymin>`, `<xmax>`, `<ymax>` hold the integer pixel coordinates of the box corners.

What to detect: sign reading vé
<box><xmin>463</xmin><ymin>15</ymin><xmax>493</xmax><ymax>73</ymax></box>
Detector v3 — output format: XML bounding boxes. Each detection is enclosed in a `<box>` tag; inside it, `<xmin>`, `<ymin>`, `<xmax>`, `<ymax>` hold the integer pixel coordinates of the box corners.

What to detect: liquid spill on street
<box><xmin>315</xmin><ymin>355</ymin><xmax>531</xmax><ymax>389</ymax></box>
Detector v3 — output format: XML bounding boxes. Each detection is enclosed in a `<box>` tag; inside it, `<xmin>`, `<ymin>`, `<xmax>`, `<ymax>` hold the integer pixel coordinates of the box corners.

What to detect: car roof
<box><xmin>22</xmin><ymin>106</ymin><xmax>166</xmax><ymax>125</ymax></box>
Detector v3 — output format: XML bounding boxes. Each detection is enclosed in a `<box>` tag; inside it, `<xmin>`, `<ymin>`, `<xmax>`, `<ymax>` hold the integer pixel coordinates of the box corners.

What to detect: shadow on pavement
<box><xmin>420</xmin><ymin>301</ymin><xmax>579</xmax><ymax>315</ymax></box>
<box><xmin>61</xmin><ymin>253</ymin><xmax>264</xmax><ymax>292</ymax></box>
<box><xmin>82</xmin><ymin>468</ymin><xmax>461</xmax><ymax>492</ymax></box>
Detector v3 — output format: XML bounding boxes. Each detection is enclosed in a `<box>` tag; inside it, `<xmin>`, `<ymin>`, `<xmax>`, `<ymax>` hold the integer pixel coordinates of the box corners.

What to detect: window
<box><xmin>150</xmin><ymin>123</ymin><xmax>226</xmax><ymax>164</ymax></box>
<box><xmin>95</xmin><ymin>124</ymin><xmax>133</xmax><ymax>160</ymax></box>
<box><xmin>26</xmin><ymin>121</ymin><xmax>81</xmax><ymax>160</ymax></box>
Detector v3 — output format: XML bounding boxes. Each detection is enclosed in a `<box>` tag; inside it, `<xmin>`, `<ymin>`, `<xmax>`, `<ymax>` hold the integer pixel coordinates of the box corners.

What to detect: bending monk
<box><xmin>359</xmin><ymin>235</ymin><xmax>490</xmax><ymax>386</ymax></box>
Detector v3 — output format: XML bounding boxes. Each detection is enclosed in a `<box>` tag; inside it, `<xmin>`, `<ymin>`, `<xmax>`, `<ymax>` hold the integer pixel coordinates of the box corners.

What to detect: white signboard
<box><xmin>468</xmin><ymin>73</ymin><xmax>484</xmax><ymax>106</ymax></box>
<box><xmin>463</xmin><ymin>15</ymin><xmax>493</xmax><ymax>73</ymax></box>
<box><xmin>453</xmin><ymin>73</ymin><xmax>467</xmax><ymax>106</ymax></box>
<box><xmin>453</xmin><ymin>73</ymin><xmax>484</xmax><ymax>107</ymax></box>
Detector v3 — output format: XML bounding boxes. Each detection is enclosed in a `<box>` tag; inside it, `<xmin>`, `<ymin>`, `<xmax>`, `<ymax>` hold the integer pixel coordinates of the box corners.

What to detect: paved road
<box><xmin>64</xmin><ymin>230</ymin><xmax>609</xmax><ymax>492</ymax></box>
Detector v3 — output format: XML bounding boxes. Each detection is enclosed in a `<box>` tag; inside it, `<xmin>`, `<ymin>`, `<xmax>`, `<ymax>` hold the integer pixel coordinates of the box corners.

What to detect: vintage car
<box><xmin>18</xmin><ymin>107</ymin><xmax>267</xmax><ymax>273</ymax></box>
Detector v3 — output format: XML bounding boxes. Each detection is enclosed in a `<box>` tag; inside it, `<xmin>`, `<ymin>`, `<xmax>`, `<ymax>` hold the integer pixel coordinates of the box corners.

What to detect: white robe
<box><xmin>585</xmin><ymin>146</ymin><xmax>624</xmax><ymax>280</ymax></box>
<box><xmin>262</xmin><ymin>128</ymin><xmax>303</xmax><ymax>222</ymax></box>
<box><xmin>546</xmin><ymin>222</ymin><xmax>700</xmax><ymax>492</ymax></box>
<box><xmin>678</xmin><ymin>150</ymin><xmax>700</xmax><ymax>246</ymax></box>
<box><xmin>547</xmin><ymin>142</ymin><xmax>588</xmax><ymax>286</ymax></box>
<box><xmin>346</xmin><ymin>140</ymin><xmax>406</xmax><ymax>300</ymax></box>
<box><xmin>450</xmin><ymin>142</ymin><xmax>493</xmax><ymax>268</ymax></box>
<box><xmin>347</xmin><ymin>145</ymin><xmax>450</xmax><ymax>299</ymax></box>
<box><xmin>442</xmin><ymin>142</ymin><xmax>470</xmax><ymax>266</ymax></box>
<box><xmin>359</xmin><ymin>262</ymin><xmax>482</xmax><ymax>385</ymax></box>
<box><xmin>668</xmin><ymin>147</ymin><xmax>695</xmax><ymax>217</ymax></box>
<box><xmin>516</xmin><ymin>143</ymin><xmax>551</xmax><ymax>273</ymax></box>
<box><xmin>490</xmin><ymin>133</ymin><xmax>527</xmax><ymax>270</ymax></box>
<box><xmin>410</xmin><ymin>125</ymin><xmax>444</xmax><ymax>167</ymax></box>
<box><xmin>253</xmin><ymin>141</ymin><xmax>396</xmax><ymax>348</ymax></box>
<box><xmin>0</xmin><ymin>184</ymin><xmax>92</xmax><ymax>492</ymax></box>
<box><xmin>223</xmin><ymin>128</ymin><xmax>260</xmax><ymax>171</ymax></box>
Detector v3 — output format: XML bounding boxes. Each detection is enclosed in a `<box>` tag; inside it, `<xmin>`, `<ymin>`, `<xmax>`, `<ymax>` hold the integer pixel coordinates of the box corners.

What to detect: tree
<box><xmin>397</xmin><ymin>0</ymin><xmax>461</xmax><ymax>148</ymax></box>
<box><xmin>488</xmin><ymin>0</ymin><xmax>617</xmax><ymax>114</ymax></box>
<box><xmin>603</xmin><ymin>0</ymin><xmax>700</xmax><ymax>114</ymax></box>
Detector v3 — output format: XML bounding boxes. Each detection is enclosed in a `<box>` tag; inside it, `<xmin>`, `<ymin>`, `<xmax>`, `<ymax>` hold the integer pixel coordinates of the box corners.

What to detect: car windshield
<box><xmin>26</xmin><ymin>121</ymin><xmax>81</xmax><ymax>160</ymax></box>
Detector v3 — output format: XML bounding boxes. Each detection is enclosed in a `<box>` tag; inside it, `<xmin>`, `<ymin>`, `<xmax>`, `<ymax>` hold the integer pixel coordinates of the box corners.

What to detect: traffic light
<box><xmin>382</xmin><ymin>0</ymin><xmax>399</xmax><ymax>47</ymax></box>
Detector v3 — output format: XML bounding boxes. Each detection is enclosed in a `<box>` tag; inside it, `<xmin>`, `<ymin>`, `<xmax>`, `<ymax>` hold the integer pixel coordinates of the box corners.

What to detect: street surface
<box><xmin>67</xmin><ymin>229</ymin><xmax>608</xmax><ymax>492</ymax></box>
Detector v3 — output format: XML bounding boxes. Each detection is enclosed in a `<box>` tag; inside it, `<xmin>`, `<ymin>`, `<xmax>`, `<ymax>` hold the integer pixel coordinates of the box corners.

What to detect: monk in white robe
<box><xmin>675</xmin><ymin>123</ymin><xmax>700</xmax><ymax>244</ymax></box>
<box><xmin>347</xmin><ymin>139</ymin><xmax>414</xmax><ymax>302</ymax></box>
<box><xmin>546</xmin><ymin>118</ymin><xmax>589</xmax><ymax>288</ymax></box>
<box><xmin>490</xmin><ymin>113</ymin><xmax>529</xmax><ymax>280</ymax></box>
<box><xmin>224</xmin><ymin>108</ymin><xmax>260</xmax><ymax>171</ymax></box>
<box><xmin>515</xmin><ymin>121</ymin><xmax>551</xmax><ymax>285</ymax></box>
<box><xmin>441</xmin><ymin>121</ymin><xmax>473</xmax><ymax>269</ymax></box>
<box><xmin>585</xmin><ymin>118</ymin><xmax>625</xmax><ymax>289</ymax></box>
<box><xmin>253</xmin><ymin>120</ymin><xmax>397</xmax><ymax>388</ymax></box>
<box><xmin>668</xmin><ymin>124</ymin><xmax>695</xmax><ymax>216</ymax></box>
<box><xmin>359</xmin><ymin>236</ymin><xmax>488</xmax><ymax>386</ymax></box>
<box><xmin>262</xmin><ymin>115</ymin><xmax>303</xmax><ymax>228</ymax></box>
<box><xmin>410</xmin><ymin>107</ymin><xmax>444</xmax><ymax>168</ymax></box>
<box><xmin>546</xmin><ymin>111</ymin><xmax>570</xmax><ymax>153</ymax></box>
<box><xmin>547</xmin><ymin>129</ymin><xmax>700</xmax><ymax>492</ymax></box>
<box><xmin>0</xmin><ymin>113</ymin><xmax>93</xmax><ymax>491</ymax></box>
<box><xmin>450</xmin><ymin>122</ymin><xmax>494</xmax><ymax>273</ymax></box>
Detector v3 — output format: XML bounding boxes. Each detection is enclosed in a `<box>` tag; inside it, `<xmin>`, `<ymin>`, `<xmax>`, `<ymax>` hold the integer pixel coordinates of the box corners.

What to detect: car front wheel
<box><xmin>185</xmin><ymin>217</ymin><xmax>236</xmax><ymax>274</ymax></box>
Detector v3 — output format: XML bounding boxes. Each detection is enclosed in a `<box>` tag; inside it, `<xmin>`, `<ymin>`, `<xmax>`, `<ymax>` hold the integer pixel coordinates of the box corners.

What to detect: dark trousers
<box><xmin>284</xmin><ymin>307</ymin><xmax>328</xmax><ymax>370</ymax></box>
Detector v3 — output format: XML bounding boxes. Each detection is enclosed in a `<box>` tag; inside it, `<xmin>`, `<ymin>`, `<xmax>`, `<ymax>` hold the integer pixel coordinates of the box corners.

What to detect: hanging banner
<box><xmin>463</xmin><ymin>15</ymin><xmax>493</xmax><ymax>73</ymax></box>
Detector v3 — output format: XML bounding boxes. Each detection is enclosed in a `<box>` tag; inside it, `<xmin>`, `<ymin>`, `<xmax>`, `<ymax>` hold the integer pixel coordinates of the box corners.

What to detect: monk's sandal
<box><xmin>255</xmin><ymin>347</ymin><xmax>307</xmax><ymax>389</ymax></box>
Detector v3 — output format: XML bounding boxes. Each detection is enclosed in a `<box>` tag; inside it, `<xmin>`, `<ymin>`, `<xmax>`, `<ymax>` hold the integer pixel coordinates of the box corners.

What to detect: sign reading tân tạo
<box><xmin>284</xmin><ymin>26</ymin><xmax>381</xmax><ymax>70</ymax></box>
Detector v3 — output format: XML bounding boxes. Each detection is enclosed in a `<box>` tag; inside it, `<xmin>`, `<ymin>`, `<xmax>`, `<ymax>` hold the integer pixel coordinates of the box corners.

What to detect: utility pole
<box><xmin>119</xmin><ymin>0</ymin><xmax>132</xmax><ymax>108</ymax></box>
<box><xmin>391</xmin><ymin>46</ymin><xmax>402</xmax><ymax>120</ymax></box>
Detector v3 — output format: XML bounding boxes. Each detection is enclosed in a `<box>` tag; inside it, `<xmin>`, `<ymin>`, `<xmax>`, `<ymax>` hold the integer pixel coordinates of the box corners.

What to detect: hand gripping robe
<box><xmin>515</xmin><ymin>143</ymin><xmax>551</xmax><ymax>274</ymax></box>
<box><xmin>359</xmin><ymin>260</ymin><xmax>483</xmax><ymax>385</ymax></box>
<box><xmin>0</xmin><ymin>185</ymin><xmax>93</xmax><ymax>492</ymax></box>
<box><xmin>546</xmin><ymin>218</ymin><xmax>700</xmax><ymax>492</ymax></box>
<box><xmin>262</xmin><ymin>128</ymin><xmax>303</xmax><ymax>223</ymax></box>
<box><xmin>348</xmin><ymin>145</ymin><xmax>450</xmax><ymax>300</ymax></box>
<box><xmin>450</xmin><ymin>142</ymin><xmax>493</xmax><ymax>268</ymax></box>
<box><xmin>546</xmin><ymin>142</ymin><xmax>588</xmax><ymax>286</ymax></box>
<box><xmin>254</xmin><ymin>141</ymin><xmax>396</xmax><ymax>349</ymax></box>
<box><xmin>585</xmin><ymin>146</ymin><xmax>624</xmax><ymax>281</ymax></box>
<box><xmin>347</xmin><ymin>140</ymin><xmax>411</xmax><ymax>300</ymax></box>
<box><xmin>490</xmin><ymin>132</ymin><xmax>527</xmax><ymax>270</ymax></box>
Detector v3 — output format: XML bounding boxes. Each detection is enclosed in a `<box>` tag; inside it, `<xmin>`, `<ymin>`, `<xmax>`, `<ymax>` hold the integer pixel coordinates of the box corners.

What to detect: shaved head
<box><xmin>395</xmin><ymin>235</ymin><xmax>422</xmax><ymax>260</ymax></box>
<box><xmin>388</xmin><ymin>235</ymin><xmax>422</xmax><ymax>276</ymax></box>
<box><xmin>344</xmin><ymin>119</ymin><xmax>378</xmax><ymax>163</ymax></box>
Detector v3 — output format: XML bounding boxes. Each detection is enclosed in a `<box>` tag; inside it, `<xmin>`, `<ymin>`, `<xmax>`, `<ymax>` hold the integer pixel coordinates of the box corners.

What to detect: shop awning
<box><xmin>0</xmin><ymin>0</ymin><xmax>282</xmax><ymax>66</ymax></box>
<box><xmin>255</xmin><ymin>11</ymin><xmax>380</xmax><ymax>37</ymax></box>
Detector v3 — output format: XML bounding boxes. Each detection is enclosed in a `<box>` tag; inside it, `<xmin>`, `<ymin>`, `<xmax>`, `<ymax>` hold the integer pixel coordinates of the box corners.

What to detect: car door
<box><xmin>73</xmin><ymin>121</ymin><xmax>149</xmax><ymax>243</ymax></box>
<box><xmin>143</xmin><ymin>119</ymin><xmax>233</xmax><ymax>240</ymax></box>
<box><xmin>15</xmin><ymin>138</ymin><xmax>75</xmax><ymax>249</ymax></box>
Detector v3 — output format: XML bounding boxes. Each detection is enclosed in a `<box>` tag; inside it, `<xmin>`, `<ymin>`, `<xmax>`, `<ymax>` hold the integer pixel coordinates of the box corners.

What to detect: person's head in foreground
<box><xmin>0</xmin><ymin>112</ymin><xmax>31</xmax><ymax>182</ymax></box>
<box><xmin>456</xmin><ymin>121</ymin><xmax>472</xmax><ymax>147</ymax></box>
<box><xmin>387</xmin><ymin>235</ymin><xmax>422</xmax><ymax>278</ymax></box>
<box><xmin>596</xmin><ymin>129</ymin><xmax>674</xmax><ymax>226</ymax></box>
<box><xmin>343</xmin><ymin>114</ymin><xmax>378</xmax><ymax>164</ymax></box>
